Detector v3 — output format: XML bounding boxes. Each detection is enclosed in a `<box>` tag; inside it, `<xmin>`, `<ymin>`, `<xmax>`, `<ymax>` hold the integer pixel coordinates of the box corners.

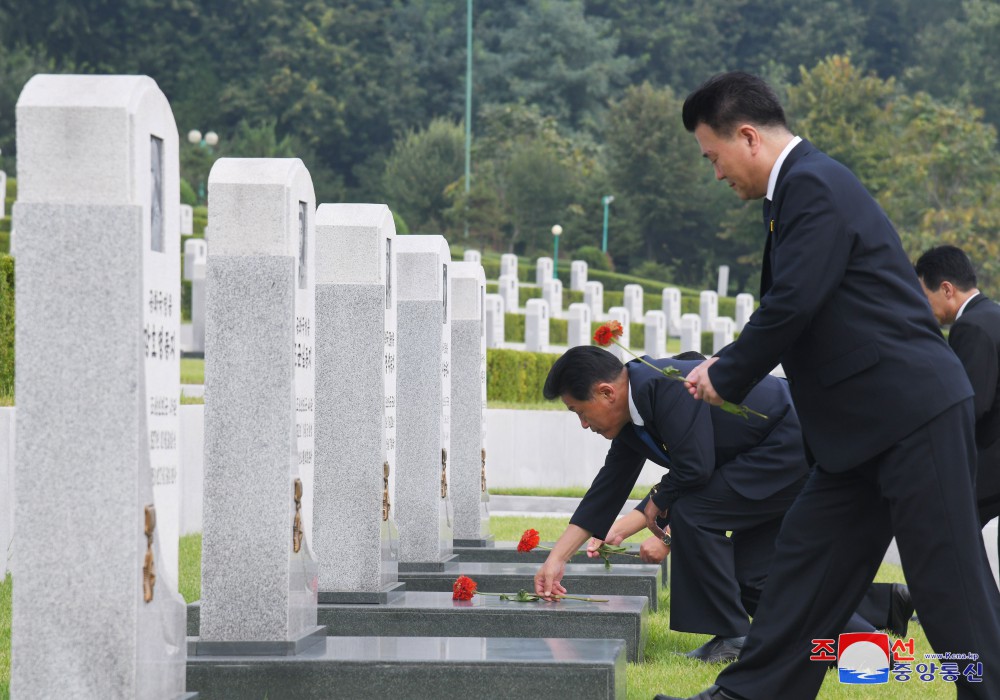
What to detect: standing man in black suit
<box><xmin>917</xmin><ymin>245</ymin><xmax>1000</xmax><ymax>556</ymax></box>
<box><xmin>669</xmin><ymin>71</ymin><xmax>1000</xmax><ymax>700</ymax></box>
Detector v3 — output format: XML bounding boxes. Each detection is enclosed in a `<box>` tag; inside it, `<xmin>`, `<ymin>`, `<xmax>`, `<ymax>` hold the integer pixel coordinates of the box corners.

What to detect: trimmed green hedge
<box><xmin>485</xmin><ymin>340</ymin><xmax>725</xmax><ymax>404</ymax></box>
<box><xmin>487</xmin><ymin>348</ymin><xmax>561</xmax><ymax>403</ymax></box>
<box><xmin>0</xmin><ymin>255</ymin><xmax>14</xmax><ymax>394</ymax></box>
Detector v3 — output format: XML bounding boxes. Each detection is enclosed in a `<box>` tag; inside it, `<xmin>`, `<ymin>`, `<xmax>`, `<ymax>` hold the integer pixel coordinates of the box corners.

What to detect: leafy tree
<box><xmin>381</xmin><ymin>118</ymin><xmax>465</xmax><ymax>233</ymax></box>
<box><xmin>786</xmin><ymin>55</ymin><xmax>897</xmax><ymax>192</ymax></box>
<box><xmin>604</xmin><ymin>83</ymin><xmax>737</xmax><ymax>286</ymax></box>
<box><xmin>445</xmin><ymin>103</ymin><xmax>602</xmax><ymax>255</ymax></box>
<box><xmin>477</xmin><ymin>0</ymin><xmax>632</xmax><ymax>133</ymax></box>
<box><xmin>905</xmin><ymin>0</ymin><xmax>1000</xmax><ymax>131</ymax></box>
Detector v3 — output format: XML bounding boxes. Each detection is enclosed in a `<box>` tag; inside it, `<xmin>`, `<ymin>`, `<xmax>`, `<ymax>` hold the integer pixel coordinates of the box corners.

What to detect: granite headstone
<box><xmin>197</xmin><ymin>156</ymin><xmax>321</xmax><ymax>653</ymax></box>
<box><xmin>13</xmin><ymin>73</ymin><xmax>188</xmax><ymax>697</ymax></box>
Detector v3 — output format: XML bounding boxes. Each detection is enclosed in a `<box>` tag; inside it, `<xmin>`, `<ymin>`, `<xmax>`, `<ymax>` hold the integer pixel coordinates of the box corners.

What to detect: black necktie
<box><xmin>762</xmin><ymin>197</ymin><xmax>772</xmax><ymax>223</ymax></box>
<box><xmin>634</xmin><ymin>424</ymin><xmax>671</xmax><ymax>464</ymax></box>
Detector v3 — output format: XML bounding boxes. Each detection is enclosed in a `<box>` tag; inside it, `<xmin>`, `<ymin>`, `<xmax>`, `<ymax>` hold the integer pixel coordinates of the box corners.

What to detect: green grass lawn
<box><xmin>180</xmin><ymin>357</ymin><xmax>204</xmax><ymax>385</ymax></box>
<box><xmin>0</xmin><ymin>518</ymin><xmax>950</xmax><ymax>699</ymax></box>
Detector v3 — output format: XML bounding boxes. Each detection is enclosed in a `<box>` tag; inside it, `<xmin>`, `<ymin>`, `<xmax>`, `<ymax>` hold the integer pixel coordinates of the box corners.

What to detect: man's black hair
<box><xmin>543</xmin><ymin>346</ymin><xmax>624</xmax><ymax>401</ymax></box>
<box><xmin>682</xmin><ymin>71</ymin><xmax>788</xmax><ymax>135</ymax></box>
<box><xmin>915</xmin><ymin>245</ymin><xmax>978</xmax><ymax>292</ymax></box>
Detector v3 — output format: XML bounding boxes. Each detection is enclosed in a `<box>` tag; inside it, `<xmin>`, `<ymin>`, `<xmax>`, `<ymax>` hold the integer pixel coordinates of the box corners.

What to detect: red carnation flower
<box><xmin>452</xmin><ymin>575</ymin><xmax>478</xmax><ymax>600</ymax></box>
<box><xmin>517</xmin><ymin>528</ymin><xmax>541</xmax><ymax>552</ymax></box>
<box><xmin>593</xmin><ymin>320</ymin><xmax>624</xmax><ymax>347</ymax></box>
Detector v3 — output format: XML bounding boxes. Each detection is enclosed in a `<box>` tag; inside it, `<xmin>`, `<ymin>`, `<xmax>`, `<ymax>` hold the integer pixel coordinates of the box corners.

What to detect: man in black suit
<box><xmin>671</xmin><ymin>72</ymin><xmax>1000</xmax><ymax>700</ymax></box>
<box><xmin>916</xmin><ymin>245</ymin><xmax>1000</xmax><ymax>554</ymax></box>
<box><xmin>532</xmin><ymin>346</ymin><xmax>911</xmax><ymax>662</ymax></box>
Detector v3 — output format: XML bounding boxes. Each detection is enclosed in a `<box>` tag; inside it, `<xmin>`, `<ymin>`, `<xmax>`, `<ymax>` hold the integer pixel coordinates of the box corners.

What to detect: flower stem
<box><xmin>613</xmin><ymin>340</ymin><xmax>768</xmax><ymax>420</ymax></box>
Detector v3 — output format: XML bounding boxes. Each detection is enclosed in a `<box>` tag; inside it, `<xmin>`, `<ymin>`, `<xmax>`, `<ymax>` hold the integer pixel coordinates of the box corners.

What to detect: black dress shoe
<box><xmin>684</xmin><ymin>635</ymin><xmax>745</xmax><ymax>663</ymax></box>
<box><xmin>887</xmin><ymin>583</ymin><xmax>914</xmax><ymax>638</ymax></box>
<box><xmin>654</xmin><ymin>684</ymin><xmax>747</xmax><ymax>700</ymax></box>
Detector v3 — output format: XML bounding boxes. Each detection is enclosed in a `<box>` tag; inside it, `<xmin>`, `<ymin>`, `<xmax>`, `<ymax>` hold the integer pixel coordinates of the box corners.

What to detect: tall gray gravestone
<box><xmin>0</xmin><ymin>170</ymin><xmax>6</xmax><ymax>220</ymax></box>
<box><xmin>584</xmin><ymin>281</ymin><xmax>604</xmax><ymax>321</ymax></box>
<box><xmin>525</xmin><ymin>298</ymin><xmax>550</xmax><ymax>352</ymax></box>
<box><xmin>717</xmin><ymin>264</ymin><xmax>730</xmax><ymax>297</ymax></box>
<box><xmin>196</xmin><ymin>157</ymin><xmax>321</xmax><ymax>653</ymax></box>
<box><xmin>680</xmin><ymin>313</ymin><xmax>702</xmax><ymax>354</ymax></box>
<box><xmin>183</xmin><ymin>237</ymin><xmax>206</xmax><ymax>281</ymax></box>
<box><xmin>605</xmin><ymin>306</ymin><xmax>631</xmax><ymax>363</ymax></box>
<box><xmin>699</xmin><ymin>290</ymin><xmax>718</xmax><ymax>331</ymax></box>
<box><xmin>567</xmin><ymin>302</ymin><xmax>592</xmax><ymax>347</ymax></box>
<box><xmin>395</xmin><ymin>234</ymin><xmax>456</xmax><ymax>571</ymax></box>
<box><xmin>570</xmin><ymin>260</ymin><xmax>588</xmax><ymax>291</ymax></box>
<box><xmin>450</xmin><ymin>262</ymin><xmax>493</xmax><ymax>547</ymax></box>
<box><xmin>180</xmin><ymin>203</ymin><xmax>193</xmax><ymax>236</ymax></box>
<box><xmin>735</xmin><ymin>292</ymin><xmax>755</xmax><ymax>332</ymax></box>
<box><xmin>662</xmin><ymin>287</ymin><xmax>681</xmax><ymax>337</ymax></box>
<box><xmin>644</xmin><ymin>310</ymin><xmax>667</xmax><ymax>359</ymax></box>
<box><xmin>498</xmin><ymin>273</ymin><xmax>518</xmax><ymax>313</ymax></box>
<box><xmin>314</xmin><ymin>202</ymin><xmax>404</xmax><ymax>602</ymax></box>
<box><xmin>500</xmin><ymin>253</ymin><xmax>518</xmax><ymax>279</ymax></box>
<box><xmin>623</xmin><ymin>284</ymin><xmax>643</xmax><ymax>322</ymax></box>
<box><xmin>535</xmin><ymin>256</ymin><xmax>553</xmax><ymax>285</ymax></box>
<box><xmin>13</xmin><ymin>73</ymin><xmax>188</xmax><ymax>698</ymax></box>
<box><xmin>462</xmin><ymin>249</ymin><xmax>481</xmax><ymax>264</ymax></box>
<box><xmin>484</xmin><ymin>293</ymin><xmax>505</xmax><ymax>349</ymax></box>
<box><xmin>542</xmin><ymin>277</ymin><xmax>563</xmax><ymax>317</ymax></box>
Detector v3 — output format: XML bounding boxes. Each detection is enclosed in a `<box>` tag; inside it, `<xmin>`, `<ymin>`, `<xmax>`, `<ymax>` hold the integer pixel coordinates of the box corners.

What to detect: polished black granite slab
<box><xmin>398</xmin><ymin>561</ymin><xmax>662</xmax><ymax>610</ymax></box>
<box><xmin>187</xmin><ymin>636</ymin><xmax>626</xmax><ymax>699</ymax></box>
<box><xmin>187</xmin><ymin>591</ymin><xmax>648</xmax><ymax>662</ymax></box>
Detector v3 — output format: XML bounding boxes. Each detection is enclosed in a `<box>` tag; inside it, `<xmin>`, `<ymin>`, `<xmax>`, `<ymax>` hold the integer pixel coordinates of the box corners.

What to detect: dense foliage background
<box><xmin>0</xmin><ymin>0</ymin><xmax>997</xmax><ymax>293</ymax></box>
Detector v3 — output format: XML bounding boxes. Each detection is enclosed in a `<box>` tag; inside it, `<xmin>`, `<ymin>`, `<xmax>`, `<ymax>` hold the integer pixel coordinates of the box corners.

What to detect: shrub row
<box><xmin>485</xmin><ymin>278</ymin><xmax>741</xmax><ymax>318</ymax></box>
<box><xmin>486</xmin><ymin>348</ymin><xmax>560</xmax><ymax>404</ymax></box>
<box><xmin>0</xmin><ymin>255</ymin><xmax>14</xmax><ymax>393</ymax></box>
<box><xmin>501</xmin><ymin>312</ymin><xmax>719</xmax><ymax>356</ymax></box>
<box><xmin>485</xmin><ymin>340</ymin><xmax>727</xmax><ymax>404</ymax></box>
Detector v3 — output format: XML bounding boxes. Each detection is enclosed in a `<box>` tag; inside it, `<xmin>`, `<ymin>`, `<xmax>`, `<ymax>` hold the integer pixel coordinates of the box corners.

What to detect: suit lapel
<box><xmin>760</xmin><ymin>140</ymin><xmax>813</xmax><ymax>297</ymax></box>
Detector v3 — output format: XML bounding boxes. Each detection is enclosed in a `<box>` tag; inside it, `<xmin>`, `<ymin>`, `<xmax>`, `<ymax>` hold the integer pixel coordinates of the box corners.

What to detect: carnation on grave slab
<box><xmin>452</xmin><ymin>574</ymin><xmax>478</xmax><ymax>600</ymax></box>
<box><xmin>518</xmin><ymin>528</ymin><xmax>541</xmax><ymax>552</ymax></box>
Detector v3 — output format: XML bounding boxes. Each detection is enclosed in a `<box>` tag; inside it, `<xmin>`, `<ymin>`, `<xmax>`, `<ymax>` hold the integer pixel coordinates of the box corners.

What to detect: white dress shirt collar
<box><xmin>628</xmin><ymin>375</ymin><xmax>644</xmax><ymax>426</ymax></box>
<box><xmin>957</xmin><ymin>291</ymin><xmax>981</xmax><ymax>320</ymax></box>
<box><xmin>766</xmin><ymin>136</ymin><xmax>803</xmax><ymax>201</ymax></box>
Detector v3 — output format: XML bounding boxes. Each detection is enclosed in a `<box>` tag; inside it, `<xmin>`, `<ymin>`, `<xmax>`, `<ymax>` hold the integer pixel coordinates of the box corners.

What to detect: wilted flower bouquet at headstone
<box><xmin>451</xmin><ymin>574</ymin><xmax>606</xmax><ymax>603</ymax></box>
<box><xmin>593</xmin><ymin>320</ymin><xmax>767</xmax><ymax>420</ymax></box>
<box><xmin>517</xmin><ymin>528</ymin><xmax>639</xmax><ymax>571</ymax></box>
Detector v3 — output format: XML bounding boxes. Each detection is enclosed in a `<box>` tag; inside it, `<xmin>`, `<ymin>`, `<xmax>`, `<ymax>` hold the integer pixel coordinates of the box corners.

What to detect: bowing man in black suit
<box><xmin>671</xmin><ymin>72</ymin><xmax>1000</xmax><ymax>700</ymax></box>
<box><xmin>534</xmin><ymin>347</ymin><xmax>913</xmax><ymax>663</ymax></box>
<box><xmin>532</xmin><ymin>345</ymin><xmax>811</xmax><ymax>658</ymax></box>
<box><xmin>917</xmin><ymin>245</ymin><xmax>1000</xmax><ymax>552</ymax></box>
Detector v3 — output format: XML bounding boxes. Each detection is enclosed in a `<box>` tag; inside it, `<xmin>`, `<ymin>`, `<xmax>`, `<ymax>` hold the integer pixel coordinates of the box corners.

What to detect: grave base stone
<box><xmin>188</xmin><ymin>593</ymin><xmax>649</xmax><ymax>662</ymax></box>
<box><xmin>454</xmin><ymin>535</ymin><xmax>496</xmax><ymax>548</ymax></box>
<box><xmin>397</xmin><ymin>554</ymin><xmax>461</xmax><ymax>573</ymax></box>
<box><xmin>187</xmin><ymin>636</ymin><xmax>626</xmax><ymax>700</ymax></box>
<box><xmin>318</xmin><ymin>582</ymin><xmax>407</xmax><ymax>605</ymax></box>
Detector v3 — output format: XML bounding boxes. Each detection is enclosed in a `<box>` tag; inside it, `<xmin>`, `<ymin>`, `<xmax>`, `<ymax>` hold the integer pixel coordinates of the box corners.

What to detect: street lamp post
<box><xmin>551</xmin><ymin>224</ymin><xmax>563</xmax><ymax>279</ymax></box>
<box><xmin>187</xmin><ymin>129</ymin><xmax>219</xmax><ymax>204</ymax></box>
<box><xmin>601</xmin><ymin>195</ymin><xmax>614</xmax><ymax>253</ymax></box>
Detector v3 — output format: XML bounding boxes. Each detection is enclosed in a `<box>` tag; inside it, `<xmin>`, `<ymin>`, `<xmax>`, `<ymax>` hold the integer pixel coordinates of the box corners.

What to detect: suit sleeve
<box><xmin>569</xmin><ymin>439</ymin><xmax>646</xmax><ymax>540</ymax></box>
<box><xmin>711</xmin><ymin>174</ymin><xmax>852</xmax><ymax>402</ymax></box>
<box><xmin>950</xmin><ymin>321</ymin><xmax>999</xmax><ymax>421</ymax></box>
<box><xmin>648</xmin><ymin>381</ymin><xmax>716</xmax><ymax>511</ymax></box>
